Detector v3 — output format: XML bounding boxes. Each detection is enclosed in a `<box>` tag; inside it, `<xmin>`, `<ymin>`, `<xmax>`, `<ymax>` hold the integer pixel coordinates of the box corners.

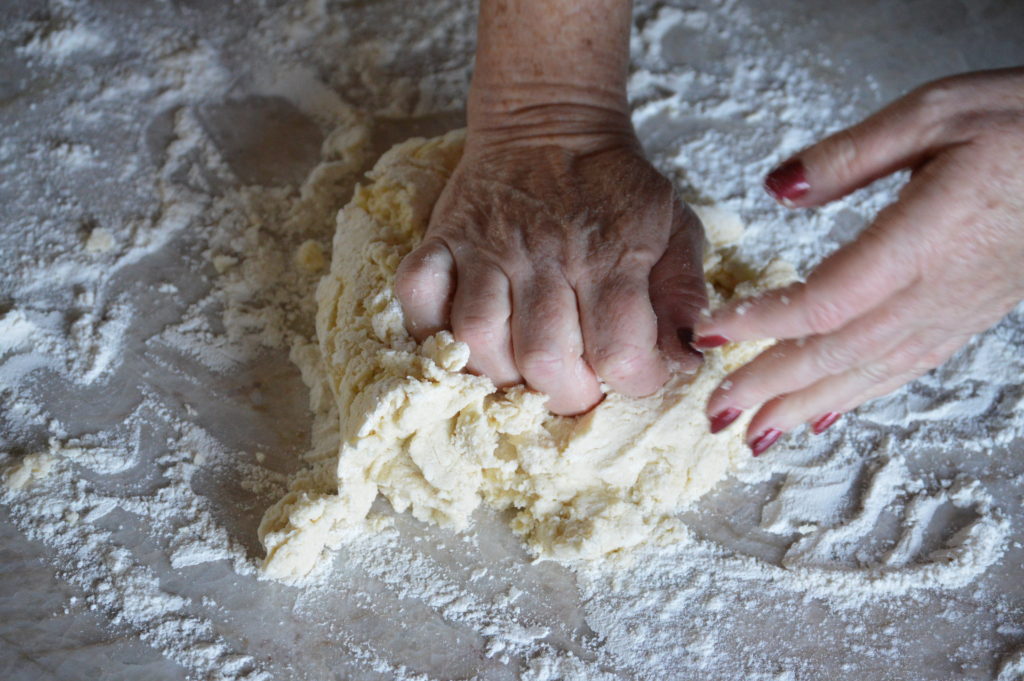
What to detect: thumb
<box><xmin>394</xmin><ymin>238</ymin><xmax>456</xmax><ymax>341</ymax></box>
<box><xmin>765</xmin><ymin>82</ymin><xmax>955</xmax><ymax>208</ymax></box>
<box><xmin>649</xmin><ymin>203</ymin><xmax>707</xmax><ymax>371</ymax></box>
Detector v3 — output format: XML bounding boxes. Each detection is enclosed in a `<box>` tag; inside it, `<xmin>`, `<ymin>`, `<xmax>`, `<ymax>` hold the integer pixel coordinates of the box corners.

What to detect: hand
<box><xmin>395</xmin><ymin>117</ymin><xmax>707</xmax><ymax>415</ymax></box>
<box><xmin>695</xmin><ymin>67</ymin><xmax>1024</xmax><ymax>455</ymax></box>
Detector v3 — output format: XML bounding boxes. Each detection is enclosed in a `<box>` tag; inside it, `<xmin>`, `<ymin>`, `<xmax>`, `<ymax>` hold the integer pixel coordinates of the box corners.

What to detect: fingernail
<box><xmin>710</xmin><ymin>407</ymin><xmax>743</xmax><ymax>434</ymax></box>
<box><xmin>764</xmin><ymin>159</ymin><xmax>810</xmax><ymax>204</ymax></box>
<box><xmin>676</xmin><ymin>328</ymin><xmax>704</xmax><ymax>366</ymax></box>
<box><xmin>692</xmin><ymin>334</ymin><xmax>729</xmax><ymax>350</ymax></box>
<box><xmin>749</xmin><ymin>428</ymin><xmax>782</xmax><ymax>457</ymax></box>
<box><xmin>810</xmin><ymin>412</ymin><xmax>842</xmax><ymax>435</ymax></box>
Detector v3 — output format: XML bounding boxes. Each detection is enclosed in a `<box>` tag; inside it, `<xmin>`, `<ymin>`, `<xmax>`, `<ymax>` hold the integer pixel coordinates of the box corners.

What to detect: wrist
<box><xmin>467</xmin><ymin>89</ymin><xmax>636</xmax><ymax>153</ymax></box>
<box><xmin>469</xmin><ymin>78</ymin><xmax>629</xmax><ymax>119</ymax></box>
<box><xmin>468</xmin><ymin>0</ymin><xmax>634</xmax><ymax>151</ymax></box>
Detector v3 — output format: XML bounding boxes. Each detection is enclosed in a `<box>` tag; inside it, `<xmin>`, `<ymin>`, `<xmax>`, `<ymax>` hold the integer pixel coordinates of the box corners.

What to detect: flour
<box><xmin>0</xmin><ymin>0</ymin><xmax>1022</xmax><ymax>679</ymax></box>
<box><xmin>0</xmin><ymin>420</ymin><xmax>269</xmax><ymax>680</ymax></box>
<box><xmin>0</xmin><ymin>309</ymin><xmax>37</xmax><ymax>354</ymax></box>
<box><xmin>16</xmin><ymin>16</ymin><xmax>110</xmax><ymax>63</ymax></box>
<box><xmin>1000</xmin><ymin>648</ymin><xmax>1024</xmax><ymax>681</ymax></box>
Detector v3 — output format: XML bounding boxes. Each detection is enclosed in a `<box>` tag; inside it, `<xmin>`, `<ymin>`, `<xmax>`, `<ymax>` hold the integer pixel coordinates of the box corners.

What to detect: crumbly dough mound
<box><xmin>258</xmin><ymin>130</ymin><xmax>795</xmax><ymax>581</ymax></box>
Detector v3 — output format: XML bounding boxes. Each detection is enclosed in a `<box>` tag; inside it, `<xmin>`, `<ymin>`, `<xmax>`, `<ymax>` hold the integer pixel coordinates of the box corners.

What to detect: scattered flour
<box><xmin>17</xmin><ymin>18</ymin><xmax>110</xmax><ymax>63</ymax></box>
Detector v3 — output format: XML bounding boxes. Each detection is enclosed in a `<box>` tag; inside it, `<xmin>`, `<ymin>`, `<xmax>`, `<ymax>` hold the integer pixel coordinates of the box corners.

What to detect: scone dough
<box><xmin>258</xmin><ymin>130</ymin><xmax>794</xmax><ymax>581</ymax></box>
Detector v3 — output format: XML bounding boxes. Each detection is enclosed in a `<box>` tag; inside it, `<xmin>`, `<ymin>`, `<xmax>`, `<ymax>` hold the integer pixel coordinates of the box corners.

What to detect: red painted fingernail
<box><xmin>764</xmin><ymin>159</ymin><xmax>810</xmax><ymax>204</ymax></box>
<box><xmin>749</xmin><ymin>428</ymin><xmax>782</xmax><ymax>457</ymax></box>
<box><xmin>811</xmin><ymin>412</ymin><xmax>842</xmax><ymax>435</ymax></box>
<box><xmin>709</xmin><ymin>407</ymin><xmax>743</xmax><ymax>434</ymax></box>
<box><xmin>692</xmin><ymin>334</ymin><xmax>730</xmax><ymax>350</ymax></box>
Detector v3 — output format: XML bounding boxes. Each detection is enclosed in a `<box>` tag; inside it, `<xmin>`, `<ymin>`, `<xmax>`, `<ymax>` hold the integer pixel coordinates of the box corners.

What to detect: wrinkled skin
<box><xmin>396</xmin><ymin>130</ymin><xmax>707</xmax><ymax>415</ymax></box>
<box><xmin>697</xmin><ymin>67</ymin><xmax>1024</xmax><ymax>450</ymax></box>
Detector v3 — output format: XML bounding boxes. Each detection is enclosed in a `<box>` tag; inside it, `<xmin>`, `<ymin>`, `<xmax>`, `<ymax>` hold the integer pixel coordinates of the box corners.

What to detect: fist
<box><xmin>396</xmin><ymin>129</ymin><xmax>707</xmax><ymax>415</ymax></box>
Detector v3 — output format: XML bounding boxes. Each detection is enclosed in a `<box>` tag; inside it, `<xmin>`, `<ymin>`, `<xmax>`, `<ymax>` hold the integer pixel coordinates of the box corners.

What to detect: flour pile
<box><xmin>258</xmin><ymin>130</ymin><xmax>796</xmax><ymax>580</ymax></box>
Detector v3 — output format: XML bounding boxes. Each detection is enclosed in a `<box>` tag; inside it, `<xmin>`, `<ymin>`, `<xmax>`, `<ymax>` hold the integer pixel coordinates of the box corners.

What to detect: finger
<box><xmin>706</xmin><ymin>288</ymin><xmax>923</xmax><ymax>420</ymax></box>
<box><xmin>450</xmin><ymin>263</ymin><xmax>520</xmax><ymax>387</ymax></box>
<box><xmin>745</xmin><ymin>332</ymin><xmax>966</xmax><ymax>453</ymax></box>
<box><xmin>764</xmin><ymin>80</ymin><xmax>956</xmax><ymax>207</ymax></box>
<box><xmin>649</xmin><ymin>204</ymin><xmax>707</xmax><ymax>372</ymax></box>
<box><xmin>395</xmin><ymin>239</ymin><xmax>456</xmax><ymax>341</ymax></box>
<box><xmin>512</xmin><ymin>275</ymin><xmax>603</xmax><ymax>416</ymax></box>
<box><xmin>578</xmin><ymin>270</ymin><xmax>668</xmax><ymax>398</ymax></box>
<box><xmin>696</xmin><ymin>200</ymin><xmax>920</xmax><ymax>345</ymax></box>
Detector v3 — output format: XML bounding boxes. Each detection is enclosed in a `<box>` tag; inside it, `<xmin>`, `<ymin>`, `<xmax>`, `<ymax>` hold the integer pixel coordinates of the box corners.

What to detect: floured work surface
<box><xmin>2</xmin><ymin>1</ymin><xmax>1024</xmax><ymax>680</ymax></box>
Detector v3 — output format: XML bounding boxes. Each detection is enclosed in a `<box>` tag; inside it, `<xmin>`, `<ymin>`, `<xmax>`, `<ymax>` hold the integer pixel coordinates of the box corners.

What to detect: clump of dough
<box><xmin>257</xmin><ymin>130</ymin><xmax>795</xmax><ymax>582</ymax></box>
<box><xmin>4</xmin><ymin>451</ymin><xmax>56</xmax><ymax>490</ymax></box>
<box><xmin>294</xmin><ymin>239</ymin><xmax>328</xmax><ymax>273</ymax></box>
<box><xmin>84</xmin><ymin>227</ymin><xmax>115</xmax><ymax>254</ymax></box>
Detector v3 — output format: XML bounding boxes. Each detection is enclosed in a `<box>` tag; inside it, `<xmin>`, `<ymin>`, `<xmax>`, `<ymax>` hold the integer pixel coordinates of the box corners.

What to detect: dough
<box><xmin>258</xmin><ymin>130</ymin><xmax>795</xmax><ymax>582</ymax></box>
<box><xmin>4</xmin><ymin>451</ymin><xmax>56</xmax><ymax>490</ymax></box>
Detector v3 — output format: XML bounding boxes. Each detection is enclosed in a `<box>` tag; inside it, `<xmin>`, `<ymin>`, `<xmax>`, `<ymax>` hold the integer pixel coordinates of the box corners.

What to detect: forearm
<box><xmin>469</xmin><ymin>0</ymin><xmax>634</xmax><ymax>142</ymax></box>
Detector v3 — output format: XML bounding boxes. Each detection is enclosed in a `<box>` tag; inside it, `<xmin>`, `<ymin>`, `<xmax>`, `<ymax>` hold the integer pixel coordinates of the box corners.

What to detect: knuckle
<box><xmin>911</xmin><ymin>76</ymin><xmax>964</xmax><ymax>132</ymax></box>
<box><xmin>812</xmin><ymin>338</ymin><xmax>859</xmax><ymax>375</ymax></box>
<box><xmin>453</xmin><ymin>314</ymin><xmax>504</xmax><ymax>349</ymax></box>
<box><xmin>856</xmin><ymin>360</ymin><xmax>892</xmax><ymax>385</ymax></box>
<box><xmin>914</xmin><ymin>76</ymin><xmax>960</xmax><ymax>109</ymax></box>
<box><xmin>518</xmin><ymin>348</ymin><xmax>566</xmax><ymax>381</ymax></box>
<box><xmin>875</xmin><ymin>300</ymin><xmax>911</xmax><ymax>331</ymax></box>
<box><xmin>803</xmin><ymin>296</ymin><xmax>849</xmax><ymax>335</ymax></box>
<box><xmin>824</xmin><ymin>128</ymin><xmax>862</xmax><ymax>179</ymax></box>
<box><xmin>592</xmin><ymin>344</ymin><xmax>651</xmax><ymax>383</ymax></box>
<box><xmin>909</xmin><ymin>77</ymin><xmax>1000</xmax><ymax>146</ymax></box>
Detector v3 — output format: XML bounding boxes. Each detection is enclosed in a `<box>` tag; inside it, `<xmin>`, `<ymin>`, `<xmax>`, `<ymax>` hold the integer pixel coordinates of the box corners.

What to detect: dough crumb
<box><xmin>212</xmin><ymin>254</ymin><xmax>239</xmax><ymax>273</ymax></box>
<box><xmin>294</xmin><ymin>239</ymin><xmax>327</xmax><ymax>273</ymax></box>
<box><xmin>4</xmin><ymin>451</ymin><xmax>57</xmax><ymax>490</ymax></box>
<box><xmin>84</xmin><ymin>227</ymin><xmax>115</xmax><ymax>253</ymax></box>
